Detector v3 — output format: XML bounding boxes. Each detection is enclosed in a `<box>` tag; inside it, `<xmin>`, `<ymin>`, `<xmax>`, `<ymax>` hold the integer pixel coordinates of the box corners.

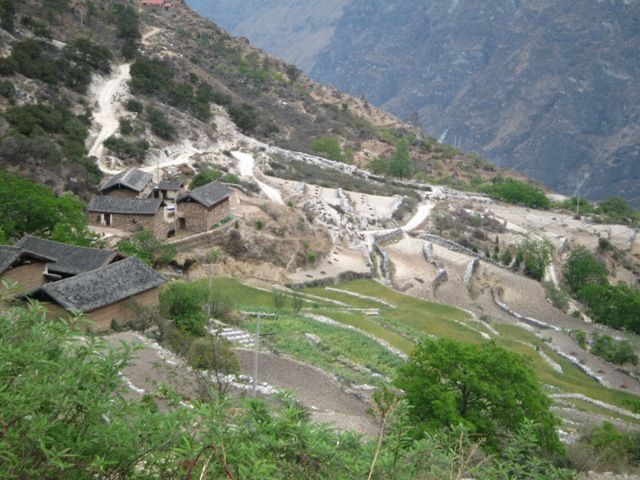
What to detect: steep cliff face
<box><xmin>189</xmin><ymin>0</ymin><xmax>640</xmax><ymax>206</ymax></box>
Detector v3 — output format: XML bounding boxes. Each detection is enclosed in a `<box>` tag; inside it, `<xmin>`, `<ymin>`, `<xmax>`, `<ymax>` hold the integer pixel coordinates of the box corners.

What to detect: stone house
<box><xmin>176</xmin><ymin>182</ymin><xmax>231</xmax><ymax>233</ymax></box>
<box><xmin>27</xmin><ymin>257</ymin><xmax>166</xmax><ymax>332</ymax></box>
<box><xmin>99</xmin><ymin>169</ymin><xmax>154</xmax><ymax>198</ymax></box>
<box><xmin>140</xmin><ymin>0</ymin><xmax>173</xmax><ymax>8</ymax></box>
<box><xmin>88</xmin><ymin>195</ymin><xmax>170</xmax><ymax>238</ymax></box>
<box><xmin>1</xmin><ymin>236</ymin><xmax>120</xmax><ymax>294</ymax></box>
<box><xmin>155</xmin><ymin>179</ymin><xmax>183</xmax><ymax>202</ymax></box>
<box><xmin>0</xmin><ymin>246</ymin><xmax>55</xmax><ymax>295</ymax></box>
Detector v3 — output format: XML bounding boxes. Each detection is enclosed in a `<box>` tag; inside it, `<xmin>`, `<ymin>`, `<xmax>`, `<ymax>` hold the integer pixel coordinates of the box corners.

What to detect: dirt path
<box><xmin>233</xmin><ymin>151</ymin><xmax>285</xmax><ymax>205</ymax></box>
<box><xmin>88</xmin><ymin>63</ymin><xmax>131</xmax><ymax>173</ymax></box>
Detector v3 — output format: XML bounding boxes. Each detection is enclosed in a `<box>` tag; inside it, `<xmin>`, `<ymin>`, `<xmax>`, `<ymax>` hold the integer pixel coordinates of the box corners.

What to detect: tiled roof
<box><xmin>99</xmin><ymin>169</ymin><xmax>153</xmax><ymax>193</ymax></box>
<box><xmin>178</xmin><ymin>181</ymin><xmax>231</xmax><ymax>208</ymax></box>
<box><xmin>16</xmin><ymin>235</ymin><xmax>117</xmax><ymax>276</ymax></box>
<box><xmin>39</xmin><ymin>257</ymin><xmax>165</xmax><ymax>312</ymax></box>
<box><xmin>88</xmin><ymin>195</ymin><xmax>163</xmax><ymax>215</ymax></box>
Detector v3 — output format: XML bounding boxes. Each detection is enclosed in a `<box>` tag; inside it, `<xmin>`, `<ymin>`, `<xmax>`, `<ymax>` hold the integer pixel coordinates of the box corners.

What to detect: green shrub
<box><xmin>159</xmin><ymin>281</ymin><xmax>207</xmax><ymax>336</ymax></box>
<box><xmin>125</xmin><ymin>99</ymin><xmax>144</xmax><ymax>114</ymax></box>
<box><xmin>147</xmin><ymin>107</ymin><xmax>176</xmax><ymax>140</ymax></box>
<box><xmin>590</xmin><ymin>333</ymin><xmax>638</xmax><ymax>365</ymax></box>
<box><xmin>228</xmin><ymin>103</ymin><xmax>258</xmax><ymax>133</ymax></box>
<box><xmin>481</xmin><ymin>178</ymin><xmax>550</xmax><ymax>209</ymax></box>
<box><xmin>311</xmin><ymin>136</ymin><xmax>352</xmax><ymax>163</ymax></box>
<box><xmin>103</xmin><ymin>135</ymin><xmax>148</xmax><ymax>160</ymax></box>
<box><xmin>117</xmin><ymin>230</ymin><xmax>176</xmax><ymax>267</ymax></box>
<box><xmin>388</xmin><ymin>138</ymin><xmax>413</xmax><ymax>178</ymax></box>
<box><xmin>516</xmin><ymin>236</ymin><xmax>554</xmax><ymax>281</ymax></box>
<box><xmin>119</xmin><ymin>118</ymin><xmax>133</xmax><ymax>135</ymax></box>
<box><xmin>220</xmin><ymin>173</ymin><xmax>240</xmax><ymax>184</ymax></box>
<box><xmin>190</xmin><ymin>168</ymin><xmax>222</xmax><ymax>189</ymax></box>
<box><xmin>545</xmin><ymin>282</ymin><xmax>569</xmax><ymax>312</ymax></box>
<box><xmin>563</xmin><ymin>246</ymin><xmax>608</xmax><ymax>293</ymax></box>
<box><xmin>0</xmin><ymin>80</ymin><xmax>15</xmax><ymax>99</ymax></box>
<box><xmin>579</xmin><ymin>282</ymin><xmax>640</xmax><ymax>333</ymax></box>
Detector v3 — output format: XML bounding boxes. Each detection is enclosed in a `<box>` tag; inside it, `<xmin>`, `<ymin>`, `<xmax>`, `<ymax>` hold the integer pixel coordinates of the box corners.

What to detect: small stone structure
<box><xmin>88</xmin><ymin>196</ymin><xmax>169</xmax><ymax>238</ymax></box>
<box><xmin>177</xmin><ymin>182</ymin><xmax>231</xmax><ymax>234</ymax></box>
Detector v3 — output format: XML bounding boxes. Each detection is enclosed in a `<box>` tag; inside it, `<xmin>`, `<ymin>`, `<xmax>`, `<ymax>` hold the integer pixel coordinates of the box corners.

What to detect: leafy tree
<box><xmin>190</xmin><ymin>168</ymin><xmax>222</xmax><ymax>189</ymax></box>
<box><xmin>579</xmin><ymin>282</ymin><xmax>640</xmax><ymax>333</ymax></box>
<box><xmin>590</xmin><ymin>334</ymin><xmax>638</xmax><ymax>366</ymax></box>
<box><xmin>104</xmin><ymin>135</ymin><xmax>149</xmax><ymax>161</ymax></box>
<box><xmin>563</xmin><ymin>245</ymin><xmax>608</xmax><ymax>293</ymax></box>
<box><xmin>395</xmin><ymin>338</ymin><xmax>562</xmax><ymax>454</ymax></box>
<box><xmin>0</xmin><ymin>171</ymin><xmax>93</xmax><ymax>243</ymax></box>
<box><xmin>482</xmin><ymin>178</ymin><xmax>550</xmax><ymax>209</ymax></box>
<box><xmin>159</xmin><ymin>281</ymin><xmax>207</xmax><ymax>336</ymax></box>
<box><xmin>188</xmin><ymin>336</ymin><xmax>239</xmax><ymax>397</ymax></box>
<box><xmin>0</xmin><ymin>303</ymin><xmax>577</xmax><ymax>479</ymax></box>
<box><xmin>311</xmin><ymin>136</ymin><xmax>351</xmax><ymax>163</ymax></box>
<box><xmin>517</xmin><ymin>236</ymin><xmax>554</xmax><ymax>281</ymax></box>
<box><xmin>117</xmin><ymin>230</ymin><xmax>176</xmax><ymax>267</ymax></box>
<box><xmin>388</xmin><ymin>138</ymin><xmax>413</xmax><ymax>178</ymax></box>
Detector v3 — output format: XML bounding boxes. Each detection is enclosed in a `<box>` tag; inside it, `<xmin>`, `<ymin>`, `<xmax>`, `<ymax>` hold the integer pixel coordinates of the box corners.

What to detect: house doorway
<box><xmin>179</xmin><ymin>218</ymin><xmax>186</xmax><ymax>230</ymax></box>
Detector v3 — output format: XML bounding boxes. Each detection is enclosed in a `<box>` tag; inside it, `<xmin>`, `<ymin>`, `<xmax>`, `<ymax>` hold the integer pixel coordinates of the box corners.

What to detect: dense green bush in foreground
<box><xmin>0</xmin><ymin>304</ymin><xmax>576</xmax><ymax>479</ymax></box>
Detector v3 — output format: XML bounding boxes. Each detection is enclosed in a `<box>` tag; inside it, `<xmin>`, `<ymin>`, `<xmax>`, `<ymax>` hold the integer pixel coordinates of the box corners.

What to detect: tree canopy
<box><xmin>395</xmin><ymin>338</ymin><xmax>562</xmax><ymax>454</ymax></box>
<box><xmin>388</xmin><ymin>138</ymin><xmax>413</xmax><ymax>178</ymax></box>
<box><xmin>563</xmin><ymin>246</ymin><xmax>608</xmax><ymax>293</ymax></box>
<box><xmin>0</xmin><ymin>170</ymin><xmax>94</xmax><ymax>245</ymax></box>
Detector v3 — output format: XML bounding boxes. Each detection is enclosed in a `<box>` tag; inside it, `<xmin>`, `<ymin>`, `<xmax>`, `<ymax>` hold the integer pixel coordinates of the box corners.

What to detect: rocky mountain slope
<box><xmin>0</xmin><ymin>0</ymin><xmax>510</xmax><ymax>200</ymax></box>
<box><xmin>189</xmin><ymin>0</ymin><xmax>640</xmax><ymax>207</ymax></box>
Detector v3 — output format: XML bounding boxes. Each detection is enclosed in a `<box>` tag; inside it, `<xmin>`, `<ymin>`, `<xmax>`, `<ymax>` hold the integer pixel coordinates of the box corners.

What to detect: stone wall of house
<box><xmin>1</xmin><ymin>261</ymin><xmax>47</xmax><ymax>294</ymax></box>
<box><xmin>90</xmin><ymin>212</ymin><xmax>169</xmax><ymax>238</ymax></box>
<box><xmin>178</xmin><ymin>199</ymin><xmax>230</xmax><ymax>233</ymax></box>
<box><xmin>86</xmin><ymin>288</ymin><xmax>160</xmax><ymax>332</ymax></box>
<box><xmin>103</xmin><ymin>188</ymin><xmax>140</xmax><ymax>199</ymax></box>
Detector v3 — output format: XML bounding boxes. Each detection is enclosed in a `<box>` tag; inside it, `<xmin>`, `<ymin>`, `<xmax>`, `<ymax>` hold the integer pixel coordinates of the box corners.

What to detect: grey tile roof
<box><xmin>39</xmin><ymin>257</ymin><xmax>165</xmax><ymax>312</ymax></box>
<box><xmin>99</xmin><ymin>169</ymin><xmax>153</xmax><ymax>193</ymax></box>
<box><xmin>0</xmin><ymin>245</ymin><xmax>57</xmax><ymax>275</ymax></box>
<box><xmin>178</xmin><ymin>181</ymin><xmax>231</xmax><ymax>208</ymax></box>
<box><xmin>88</xmin><ymin>195</ymin><xmax>163</xmax><ymax>215</ymax></box>
<box><xmin>0</xmin><ymin>246</ymin><xmax>21</xmax><ymax>274</ymax></box>
<box><xmin>16</xmin><ymin>235</ymin><xmax>117</xmax><ymax>276</ymax></box>
<box><xmin>158</xmin><ymin>180</ymin><xmax>182</xmax><ymax>191</ymax></box>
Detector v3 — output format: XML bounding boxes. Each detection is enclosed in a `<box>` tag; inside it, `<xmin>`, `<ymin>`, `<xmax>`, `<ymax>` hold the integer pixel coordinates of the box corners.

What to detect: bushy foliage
<box><xmin>1</xmin><ymin>103</ymin><xmax>100</xmax><ymax>182</ymax></box>
<box><xmin>0</xmin><ymin>170</ymin><xmax>94</xmax><ymax>244</ymax></box>
<box><xmin>160</xmin><ymin>281</ymin><xmax>207</xmax><ymax>336</ymax></box>
<box><xmin>130</xmin><ymin>57</ymin><xmax>213</xmax><ymax>121</ymax></box>
<box><xmin>108</xmin><ymin>3</ymin><xmax>140</xmax><ymax>58</ymax></box>
<box><xmin>0</xmin><ymin>79</ymin><xmax>15</xmax><ymax>99</ymax></box>
<box><xmin>395</xmin><ymin>338</ymin><xmax>562</xmax><ymax>454</ymax></box>
<box><xmin>2</xmin><ymin>38</ymin><xmax>111</xmax><ymax>94</ymax></box>
<box><xmin>598</xmin><ymin>196</ymin><xmax>639</xmax><ymax>225</ymax></box>
<box><xmin>228</xmin><ymin>103</ymin><xmax>258</xmax><ymax>133</ymax></box>
<box><xmin>125</xmin><ymin>98</ymin><xmax>144</xmax><ymax>114</ymax></box>
<box><xmin>190</xmin><ymin>168</ymin><xmax>223</xmax><ymax>189</ymax></box>
<box><xmin>563</xmin><ymin>246</ymin><xmax>608</xmax><ymax>293</ymax></box>
<box><xmin>545</xmin><ymin>282</ymin><xmax>570</xmax><ymax>312</ymax></box>
<box><xmin>571</xmin><ymin>422</ymin><xmax>640</xmax><ymax>473</ymax></box>
<box><xmin>516</xmin><ymin>236</ymin><xmax>554</xmax><ymax>281</ymax></box>
<box><xmin>482</xmin><ymin>178</ymin><xmax>550</xmax><ymax>209</ymax></box>
<box><xmin>117</xmin><ymin>230</ymin><xmax>176</xmax><ymax>268</ymax></box>
<box><xmin>388</xmin><ymin>138</ymin><xmax>414</xmax><ymax>178</ymax></box>
<box><xmin>311</xmin><ymin>135</ymin><xmax>353</xmax><ymax>163</ymax></box>
<box><xmin>590</xmin><ymin>333</ymin><xmax>638</xmax><ymax>366</ymax></box>
<box><xmin>578</xmin><ymin>282</ymin><xmax>640</xmax><ymax>334</ymax></box>
<box><xmin>146</xmin><ymin>107</ymin><xmax>176</xmax><ymax>140</ymax></box>
<box><xmin>0</xmin><ymin>304</ymin><xmax>577</xmax><ymax>479</ymax></box>
<box><xmin>104</xmin><ymin>135</ymin><xmax>149</xmax><ymax>161</ymax></box>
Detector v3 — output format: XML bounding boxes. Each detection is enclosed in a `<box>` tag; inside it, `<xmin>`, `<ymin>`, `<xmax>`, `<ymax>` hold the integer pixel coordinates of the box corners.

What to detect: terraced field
<box><xmin>201</xmin><ymin>278</ymin><xmax>640</xmax><ymax>427</ymax></box>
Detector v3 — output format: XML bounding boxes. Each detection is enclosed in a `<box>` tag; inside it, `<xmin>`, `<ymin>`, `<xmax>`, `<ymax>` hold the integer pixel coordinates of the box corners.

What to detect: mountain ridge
<box><xmin>188</xmin><ymin>0</ymin><xmax>640</xmax><ymax>206</ymax></box>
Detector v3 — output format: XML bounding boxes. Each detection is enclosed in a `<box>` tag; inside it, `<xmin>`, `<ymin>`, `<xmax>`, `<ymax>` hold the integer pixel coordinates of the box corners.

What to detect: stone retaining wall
<box><xmin>168</xmin><ymin>221</ymin><xmax>234</xmax><ymax>250</ymax></box>
<box><xmin>286</xmin><ymin>271</ymin><xmax>372</xmax><ymax>290</ymax></box>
